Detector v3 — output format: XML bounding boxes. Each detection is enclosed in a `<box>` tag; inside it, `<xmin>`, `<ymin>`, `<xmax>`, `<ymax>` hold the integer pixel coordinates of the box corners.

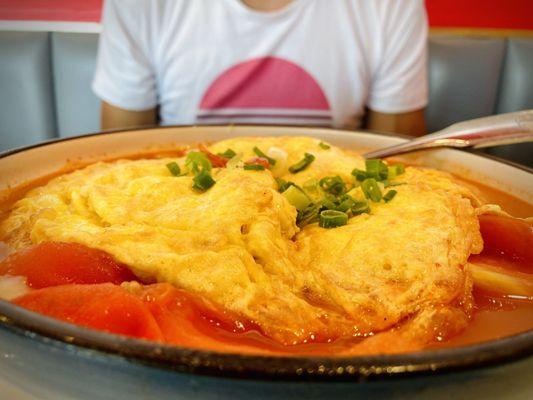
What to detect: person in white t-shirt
<box><xmin>93</xmin><ymin>0</ymin><xmax>428</xmax><ymax>136</ymax></box>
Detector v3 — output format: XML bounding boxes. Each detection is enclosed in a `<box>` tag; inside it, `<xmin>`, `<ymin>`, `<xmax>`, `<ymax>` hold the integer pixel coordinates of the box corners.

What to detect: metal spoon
<box><xmin>363</xmin><ymin>110</ymin><xmax>533</xmax><ymax>159</ymax></box>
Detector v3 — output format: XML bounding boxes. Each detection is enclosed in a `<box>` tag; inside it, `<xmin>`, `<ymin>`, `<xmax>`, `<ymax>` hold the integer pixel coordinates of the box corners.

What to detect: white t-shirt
<box><xmin>93</xmin><ymin>0</ymin><xmax>428</xmax><ymax>129</ymax></box>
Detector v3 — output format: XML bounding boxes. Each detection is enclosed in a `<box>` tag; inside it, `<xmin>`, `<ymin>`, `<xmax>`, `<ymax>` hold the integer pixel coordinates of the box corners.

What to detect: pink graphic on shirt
<box><xmin>197</xmin><ymin>56</ymin><xmax>332</xmax><ymax>126</ymax></box>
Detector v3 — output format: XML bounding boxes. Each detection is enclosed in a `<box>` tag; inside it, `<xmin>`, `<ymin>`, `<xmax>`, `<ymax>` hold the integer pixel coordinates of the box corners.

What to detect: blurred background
<box><xmin>0</xmin><ymin>0</ymin><xmax>532</xmax><ymax>165</ymax></box>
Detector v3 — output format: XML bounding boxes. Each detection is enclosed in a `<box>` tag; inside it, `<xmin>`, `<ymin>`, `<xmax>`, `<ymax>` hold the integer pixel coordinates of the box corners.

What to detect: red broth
<box><xmin>432</xmin><ymin>212</ymin><xmax>533</xmax><ymax>350</ymax></box>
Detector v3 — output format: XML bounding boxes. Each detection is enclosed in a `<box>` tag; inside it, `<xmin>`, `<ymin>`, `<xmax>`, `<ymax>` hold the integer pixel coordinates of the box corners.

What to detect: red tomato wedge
<box><xmin>477</xmin><ymin>214</ymin><xmax>533</xmax><ymax>272</ymax></box>
<box><xmin>245</xmin><ymin>157</ymin><xmax>270</xmax><ymax>169</ymax></box>
<box><xmin>13</xmin><ymin>282</ymin><xmax>264</xmax><ymax>350</ymax></box>
<box><xmin>135</xmin><ymin>283</ymin><xmax>259</xmax><ymax>348</ymax></box>
<box><xmin>14</xmin><ymin>283</ymin><xmax>164</xmax><ymax>341</ymax></box>
<box><xmin>0</xmin><ymin>242</ymin><xmax>138</xmax><ymax>288</ymax></box>
<box><xmin>198</xmin><ymin>144</ymin><xmax>229</xmax><ymax>168</ymax></box>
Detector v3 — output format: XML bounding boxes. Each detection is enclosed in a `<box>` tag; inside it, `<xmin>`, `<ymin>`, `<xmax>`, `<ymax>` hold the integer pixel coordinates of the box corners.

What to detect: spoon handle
<box><xmin>364</xmin><ymin>110</ymin><xmax>533</xmax><ymax>159</ymax></box>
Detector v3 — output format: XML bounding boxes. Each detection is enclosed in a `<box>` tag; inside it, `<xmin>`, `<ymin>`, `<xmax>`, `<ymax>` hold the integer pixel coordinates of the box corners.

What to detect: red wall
<box><xmin>0</xmin><ymin>0</ymin><xmax>102</xmax><ymax>22</ymax></box>
<box><xmin>426</xmin><ymin>0</ymin><xmax>533</xmax><ymax>30</ymax></box>
<box><xmin>0</xmin><ymin>0</ymin><xmax>532</xmax><ymax>29</ymax></box>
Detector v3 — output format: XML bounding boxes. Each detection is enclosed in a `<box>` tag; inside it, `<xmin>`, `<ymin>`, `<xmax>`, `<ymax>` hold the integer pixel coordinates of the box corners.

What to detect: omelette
<box><xmin>0</xmin><ymin>136</ymin><xmax>486</xmax><ymax>350</ymax></box>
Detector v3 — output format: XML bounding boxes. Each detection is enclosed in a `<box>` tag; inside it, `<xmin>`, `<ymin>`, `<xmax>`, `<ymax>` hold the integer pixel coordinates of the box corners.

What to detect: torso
<box><xmin>147</xmin><ymin>0</ymin><xmax>381</xmax><ymax>128</ymax></box>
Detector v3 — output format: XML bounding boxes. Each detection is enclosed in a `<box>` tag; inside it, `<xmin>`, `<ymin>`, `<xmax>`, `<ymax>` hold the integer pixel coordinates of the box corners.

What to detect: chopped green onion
<box><xmin>192</xmin><ymin>169</ymin><xmax>215</xmax><ymax>191</ymax></box>
<box><xmin>320</xmin><ymin>197</ymin><xmax>338</xmax><ymax>211</ymax></box>
<box><xmin>319</xmin><ymin>210</ymin><xmax>348</xmax><ymax>228</ymax></box>
<box><xmin>297</xmin><ymin>203</ymin><xmax>321</xmax><ymax>227</ymax></box>
<box><xmin>217</xmin><ymin>148</ymin><xmax>237</xmax><ymax>159</ymax></box>
<box><xmin>166</xmin><ymin>162</ymin><xmax>181</xmax><ymax>176</ymax></box>
<box><xmin>383</xmin><ymin>190</ymin><xmax>397</xmax><ymax>203</ymax></box>
<box><xmin>276</xmin><ymin>178</ymin><xmax>295</xmax><ymax>192</ymax></box>
<box><xmin>243</xmin><ymin>164</ymin><xmax>265</xmax><ymax>171</ymax></box>
<box><xmin>185</xmin><ymin>152</ymin><xmax>216</xmax><ymax>191</ymax></box>
<box><xmin>226</xmin><ymin>152</ymin><xmax>243</xmax><ymax>169</ymax></box>
<box><xmin>351</xmin><ymin>200</ymin><xmax>370</xmax><ymax>215</ymax></box>
<box><xmin>335</xmin><ymin>195</ymin><xmax>356</xmax><ymax>212</ymax></box>
<box><xmin>319</xmin><ymin>194</ymin><xmax>356</xmax><ymax>213</ymax></box>
<box><xmin>185</xmin><ymin>151</ymin><xmax>212</xmax><ymax>174</ymax></box>
<box><xmin>282</xmin><ymin>185</ymin><xmax>312</xmax><ymax>211</ymax></box>
<box><xmin>387</xmin><ymin>164</ymin><xmax>405</xmax><ymax>179</ymax></box>
<box><xmin>319</xmin><ymin>142</ymin><xmax>330</xmax><ymax>150</ymax></box>
<box><xmin>396</xmin><ymin>164</ymin><xmax>405</xmax><ymax>174</ymax></box>
<box><xmin>365</xmin><ymin>159</ymin><xmax>389</xmax><ymax>180</ymax></box>
<box><xmin>303</xmin><ymin>178</ymin><xmax>319</xmax><ymax>192</ymax></box>
<box><xmin>253</xmin><ymin>146</ymin><xmax>276</xmax><ymax>166</ymax></box>
<box><xmin>361</xmin><ymin>178</ymin><xmax>382</xmax><ymax>202</ymax></box>
<box><xmin>319</xmin><ymin>176</ymin><xmax>346</xmax><ymax>196</ymax></box>
<box><xmin>352</xmin><ymin>168</ymin><xmax>368</xmax><ymax>182</ymax></box>
<box><xmin>289</xmin><ymin>153</ymin><xmax>315</xmax><ymax>173</ymax></box>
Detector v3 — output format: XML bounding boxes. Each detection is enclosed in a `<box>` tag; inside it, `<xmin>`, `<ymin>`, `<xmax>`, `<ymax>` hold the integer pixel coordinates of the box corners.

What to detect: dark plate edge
<box><xmin>0</xmin><ymin>301</ymin><xmax>531</xmax><ymax>382</ymax></box>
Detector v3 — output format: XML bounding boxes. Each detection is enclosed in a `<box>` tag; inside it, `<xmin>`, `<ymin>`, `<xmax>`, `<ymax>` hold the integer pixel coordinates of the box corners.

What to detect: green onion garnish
<box><xmin>335</xmin><ymin>195</ymin><xmax>356</xmax><ymax>212</ymax></box>
<box><xmin>243</xmin><ymin>164</ymin><xmax>265</xmax><ymax>171</ymax></box>
<box><xmin>185</xmin><ymin>151</ymin><xmax>212</xmax><ymax>174</ymax></box>
<box><xmin>318</xmin><ymin>194</ymin><xmax>355</xmax><ymax>212</ymax></box>
<box><xmin>365</xmin><ymin>159</ymin><xmax>389</xmax><ymax>180</ymax></box>
<box><xmin>253</xmin><ymin>147</ymin><xmax>276</xmax><ymax>166</ymax></box>
<box><xmin>192</xmin><ymin>169</ymin><xmax>215</xmax><ymax>191</ymax></box>
<box><xmin>289</xmin><ymin>153</ymin><xmax>315</xmax><ymax>173</ymax></box>
<box><xmin>166</xmin><ymin>162</ymin><xmax>181</xmax><ymax>176</ymax></box>
<box><xmin>387</xmin><ymin>164</ymin><xmax>405</xmax><ymax>179</ymax></box>
<box><xmin>303</xmin><ymin>178</ymin><xmax>319</xmax><ymax>192</ymax></box>
<box><xmin>226</xmin><ymin>152</ymin><xmax>243</xmax><ymax>169</ymax></box>
<box><xmin>361</xmin><ymin>178</ymin><xmax>382</xmax><ymax>202</ymax></box>
<box><xmin>282</xmin><ymin>185</ymin><xmax>312</xmax><ymax>211</ymax></box>
<box><xmin>276</xmin><ymin>178</ymin><xmax>295</xmax><ymax>192</ymax></box>
<box><xmin>320</xmin><ymin>197</ymin><xmax>337</xmax><ymax>211</ymax></box>
<box><xmin>396</xmin><ymin>164</ymin><xmax>405</xmax><ymax>174</ymax></box>
<box><xmin>217</xmin><ymin>148</ymin><xmax>237</xmax><ymax>159</ymax></box>
<box><xmin>185</xmin><ymin>152</ymin><xmax>215</xmax><ymax>191</ymax></box>
<box><xmin>319</xmin><ymin>176</ymin><xmax>346</xmax><ymax>196</ymax></box>
<box><xmin>297</xmin><ymin>203</ymin><xmax>321</xmax><ymax>227</ymax></box>
<box><xmin>383</xmin><ymin>190</ymin><xmax>397</xmax><ymax>202</ymax></box>
<box><xmin>319</xmin><ymin>142</ymin><xmax>330</xmax><ymax>150</ymax></box>
<box><xmin>351</xmin><ymin>168</ymin><xmax>368</xmax><ymax>182</ymax></box>
<box><xmin>351</xmin><ymin>200</ymin><xmax>370</xmax><ymax>215</ymax></box>
<box><xmin>319</xmin><ymin>210</ymin><xmax>348</xmax><ymax>228</ymax></box>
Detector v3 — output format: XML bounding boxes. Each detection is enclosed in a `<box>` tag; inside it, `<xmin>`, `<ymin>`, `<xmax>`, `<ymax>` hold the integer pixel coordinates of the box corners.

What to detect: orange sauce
<box><xmin>432</xmin><ymin>214</ymin><xmax>533</xmax><ymax>349</ymax></box>
<box><xmin>458</xmin><ymin>177</ymin><xmax>533</xmax><ymax>218</ymax></box>
<box><xmin>432</xmin><ymin>289</ymin><xmax>533</xmax><ymax>349</ymax></box>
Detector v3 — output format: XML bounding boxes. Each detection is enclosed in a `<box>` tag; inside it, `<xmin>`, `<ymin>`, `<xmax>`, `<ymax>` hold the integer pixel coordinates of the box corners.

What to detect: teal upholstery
<box><xmin>52</xmin><ymin>32</ymin><xmax>100</xmax><ymax>137</ymax></box>
<box><xmin>490</xmin><ymin>38</ymin><xmax>533</xmax><ymax>165</ymax></box>
<box><xmin>497</xmin><ymin>38</ymin><xmax>533</xmax><ymax>113</ymax></box>
<box><xmin>426</xmin><ymin>37</ymin><xmax>505</xmax><ymax>132</ymax></box>
<box><xmin>0</xmin><ymin>32</ymin><xmax>531</xmax><ymax>165</ymax></box>
<box><xmin>0</xmin><ymin>32</ymin><xmax>56</xmax><ymax>150</ymax></box>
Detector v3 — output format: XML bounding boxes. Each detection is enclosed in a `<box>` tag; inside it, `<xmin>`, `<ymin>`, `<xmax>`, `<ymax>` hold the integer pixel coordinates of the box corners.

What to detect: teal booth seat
<box><xmin>0</xmin><ymin>32</ymin><xmax>56</xmax><ymax>150</ymax></box>
<box><xmin>0</xmin><ymin>32</ymin><xmax>532</xmax><ymax>166</ymax></box>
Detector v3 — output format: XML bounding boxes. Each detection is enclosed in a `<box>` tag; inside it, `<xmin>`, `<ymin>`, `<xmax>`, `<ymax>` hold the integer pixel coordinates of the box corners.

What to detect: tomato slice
<box><xmin>0</xmin><ymin>242</ymin><xmax>138</xmax><ymax>288</ymax></box>
<box><xmin>477</xmin><ymin>215</ymin><xmax>533</xmax><ymax>273</ymax></box>
<box><xmin>135</xmin><ymin>283</ymin><xmax>246</xmax><ymax>346</ymax></box>
<box><xmin>14</xmin><ymin>283</ymin><xmax>163</xmax><ymax>341</ymax></box>
<box><xmin>245</xmin><ymin>157</ymin><xmax>270</xmax><ymax>169</ymax></box>
<box><xmin>198</xmin><ymin>144</ymin><xmax>229</xmax><ymax>168</ymax></box>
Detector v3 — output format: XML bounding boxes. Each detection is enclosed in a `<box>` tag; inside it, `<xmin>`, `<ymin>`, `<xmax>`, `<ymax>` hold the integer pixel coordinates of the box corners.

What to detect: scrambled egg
<box><xmin>0</xmin><ymin>136</ymin><xmax>484</xmax><ymax>346</ymax></box>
